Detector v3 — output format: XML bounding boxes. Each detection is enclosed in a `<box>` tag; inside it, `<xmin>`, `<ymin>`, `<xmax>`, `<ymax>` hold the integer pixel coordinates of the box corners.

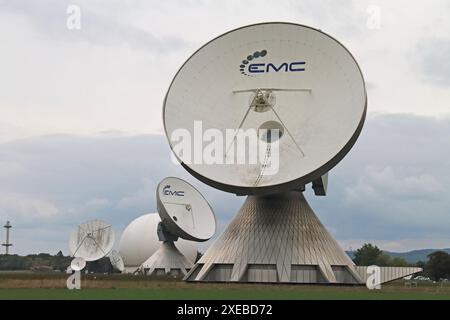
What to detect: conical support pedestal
<box><xmin>142</xmin><ymin>241</ymin><xmax>194</xmax><ymax>276</ymax></box>
<box><xmin>185</xmin><ymin>191</ymin><xmax>363</xmax><ymax>284</ymax></box>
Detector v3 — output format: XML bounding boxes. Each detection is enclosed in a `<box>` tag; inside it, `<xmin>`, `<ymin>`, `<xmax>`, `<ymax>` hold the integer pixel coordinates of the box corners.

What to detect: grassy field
<box><xmin>0</xmin><ymin>272</ymin><xmax>449</xmax><ymax>300</ymax></box>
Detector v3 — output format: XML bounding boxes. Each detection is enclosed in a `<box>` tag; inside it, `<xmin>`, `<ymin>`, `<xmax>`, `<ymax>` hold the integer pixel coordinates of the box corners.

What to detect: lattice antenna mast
<box><xmin>2</xmin><ymin>221</ymin><xmax>12</xmax><ymax>255</ymax></box>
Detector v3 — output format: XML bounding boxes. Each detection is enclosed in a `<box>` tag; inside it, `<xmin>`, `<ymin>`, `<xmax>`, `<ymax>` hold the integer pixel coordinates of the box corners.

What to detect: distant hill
<box><xmin>346</xmin><ymin>248</ymin><xmax>450</xmax><ymax>264</ymax></box>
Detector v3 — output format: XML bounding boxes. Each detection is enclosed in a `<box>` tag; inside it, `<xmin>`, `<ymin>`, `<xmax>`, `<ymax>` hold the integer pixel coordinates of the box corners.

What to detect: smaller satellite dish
<box><xmin>70</xmin><ymin>257</ymin><xmax>86</xmax><ymax>271</ymax></box>
<box><xmin>156</xmin><ymin>177</ymin><xmax>216</xmax><ymax>242</ymax></box>
<box><xmin>109</xmin><ymin>250</ymin><xmax>125</xmax><ymax>272</ymax></box>
<box><xmin>69</xmin><ymin>219</ymin><xmax>115</xmax><ymax>261</ymax></box>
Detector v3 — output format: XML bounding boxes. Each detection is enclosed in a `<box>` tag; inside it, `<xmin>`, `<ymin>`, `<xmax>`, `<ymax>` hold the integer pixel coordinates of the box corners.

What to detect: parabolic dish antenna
<box><xmin>157</xmin><ymin>177</ymin><xmax>216</xmax><ymax>242</ymax></box>
<box><xmin>109</xmin><ymin>250</ymin><xmax>125</xmax><ymax>272</ymax></box>
<box><xmin>163</xmin><ymin>22</ymin><xmax>367</xmax><ymax>195</ymax></box>
<box><xmin>70</xmin><ymin>257</ymin><xmax>86</xmax><ymax>271</ymax></box>
<box><xmin>69</xmin><ymin>220</ymin><xmax>115</xmax><ymax>261</ymax></box>
<box><xmin>163</xmin><ymin>22</ymin><xmax>373</xmax><ymax>284</ymax></box>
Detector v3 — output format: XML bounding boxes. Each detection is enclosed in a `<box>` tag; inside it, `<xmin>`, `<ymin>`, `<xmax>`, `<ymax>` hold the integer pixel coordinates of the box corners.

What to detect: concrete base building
<box><xmin>185</xmin><ymin>192</ymin><xmax>421</xmax><ymax>284</ymax></box>
<box><xmin>142</xmin><ymin>241</ymin><xmax>194</xmax><ymax>277</ymax></box>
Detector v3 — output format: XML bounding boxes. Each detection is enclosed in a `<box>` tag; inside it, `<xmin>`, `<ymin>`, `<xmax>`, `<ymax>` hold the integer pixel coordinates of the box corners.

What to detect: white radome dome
<box><xmin>119</xmin><ymin>213</ymin><xmax>198</xmax><ymax>268</ymax></box>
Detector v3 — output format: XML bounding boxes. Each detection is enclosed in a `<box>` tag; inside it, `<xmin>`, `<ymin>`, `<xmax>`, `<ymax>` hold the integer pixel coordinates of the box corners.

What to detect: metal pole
<box><xmin>5</xmin><ymin>226</ymin><xmax>9</xmax><ymax>254</ymax></box>
<box><xmin>2</xmin><ymin>221</ymin><xmax>12</xmax><ymax>255</ymax></box>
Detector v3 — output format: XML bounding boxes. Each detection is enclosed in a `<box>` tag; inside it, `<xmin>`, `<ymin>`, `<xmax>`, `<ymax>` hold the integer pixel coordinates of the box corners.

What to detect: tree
<box><xmin>353</xmin><ymin>243</ymin><xmax>383</xmax><ymax>265</ymax></box>
<box><xmin>416</xmin><ymin>260</ymin><xmax>426</xmax><ymax>269</ymax></box>
<box><xmin>391</xmin><ymin>257</ymin><xmax>409</xmax><ymax>267</ymax></box>
<box><xmin>374</xmin><ymin>252</ymin><xmax>392</xmax><ymax>266</ymax></box>
<box><xmin>0</xmin><ymin>254</ymin><xmax>32</xmax><ymax>270</ymax></box>
<box><xmin>425</xmin><ymin>251</ymin><xmax>450</xmax><ymax>281</ymax></box>
<box><xmin>352</xmin><ymin>243</ymin><xmax>410</xmax><ymax>267</ymax></box>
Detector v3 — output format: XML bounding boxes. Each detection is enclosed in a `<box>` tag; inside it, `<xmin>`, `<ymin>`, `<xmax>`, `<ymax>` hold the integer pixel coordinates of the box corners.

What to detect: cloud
<box><xmin>416</xmin><ymin>39</ymin><xmax>450</xmax><ymax>86</ymax></box>
<box><xmin>306</xmin><ymin>113</ymin><xmax>450</xmax><ymax>245</ymax></box>
<box><xmin>117</xmin><ymin>179</ymin><xmax>156</xmax><ymax>209</ymax></box>
<box><xmin>0</xmin><ymin>161</ymin><xmax>25</xmax><ymax>176</ymax></box>
<box><xmin>1</xmin><ymin>0</ymin><xmax>450</xmax><ymax>144</ymax></box>
<box><xmin>85</xmin><ymin>198</ymin><xmax>112</xmax><ymax>208</ymax></box>
<box><xmin>0</xmin><ymin>192</ymin><xmax>59</xmax><ymax>220</ymax></box>
<box><xmin>289</xmin><ymin>0</ymin><xmax>367</xmax><ymax>39</ymax></box>
<box><xmin>0</xmin><ymin>0</ymin><xmax>187</xmax><ymax>53</ymax></box>
<box><xmin>345</xmin><ymin>166</ymin><xmax>444</xmax><ymax>202</ymax></box>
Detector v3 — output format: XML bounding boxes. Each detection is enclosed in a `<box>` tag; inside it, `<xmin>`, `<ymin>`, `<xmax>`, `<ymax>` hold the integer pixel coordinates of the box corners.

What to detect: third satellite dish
<box><xmin>69</xmin><ymin>220</ymin><xmax>115</xmax><ymax>261</ymax></box>
<box><xmin>157</xmin><ymin>177</ymin><xmax>216</xmax><ymax>242</ymax></box>
<box><xmin>163</xmin><ymin>22</ymin><xmax>367</xmax><ymax>195</ymax></box>
<box><xmin>109</xmin><ymin>250</ymin><xmax>125</xmax><ymax>272</ymax></box>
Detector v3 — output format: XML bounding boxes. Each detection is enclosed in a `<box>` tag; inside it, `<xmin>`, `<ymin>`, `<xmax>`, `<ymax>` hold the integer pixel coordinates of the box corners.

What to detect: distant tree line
<box><xmin>0</xmin><ymin>251</ymin><xmax>117</xmax><ymax>273</ymax></box>
<box><xmin>353</xmin><ymin>243</ymin><xmax>450</xmax><ymax>281</ymax></box>
<box><xmin>2</xmin><ymin>245</ymin><xmax>450</xmax><ymax>280</ymax></box>
<box><xmin>0</xmin><ymin>251</ymin><xmax>71</xmax><ymax>271</ymax></box>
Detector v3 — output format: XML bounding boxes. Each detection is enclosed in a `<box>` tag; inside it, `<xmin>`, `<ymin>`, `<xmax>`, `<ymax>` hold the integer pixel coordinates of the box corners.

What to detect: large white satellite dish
<box><xmin>162</xmin><ymin>22</ymin><xmax>369</xmax><ymax>284</ymax></box>
<box><xmin>164</xmin><ymin>22</ymin><xmax>366</xmax><ymax>195</ymax></box>
<box><xmin>157</xmin><ymin>177</ymin><xmax>216</xmax><ymax>242</ymax></box>
<box><xmin>69</xmin><ymin>219</ymin><xmax>115</xmax><ymax>262</ymax></box>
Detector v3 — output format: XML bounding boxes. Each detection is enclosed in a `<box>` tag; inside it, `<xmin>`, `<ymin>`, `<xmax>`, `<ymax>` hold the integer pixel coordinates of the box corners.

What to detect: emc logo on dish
<box><xmin>163</xmin><ymin>185</ymin><xmax>185</xmax><ymax>197</ymax></box>
<box><xmin>239</xmin><ymin>50</ymin><xmax>306</xmax><ymax>76</ymax></box>
<box><xmin>249</xmin><ymin>61</ymin><xmax>305</xmax><ymax>73</ymax></box>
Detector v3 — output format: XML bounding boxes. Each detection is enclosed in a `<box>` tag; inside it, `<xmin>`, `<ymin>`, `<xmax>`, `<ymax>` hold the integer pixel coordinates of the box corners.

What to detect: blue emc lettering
<box><xmin>163</xmin><ymin>185</ymin><xmax>185</xmax><ymax>196</ymax></box>
<box><xmin>248</xmin><ymin>61</ymin><xmax>305</xmax><ymax>73</ymax></box>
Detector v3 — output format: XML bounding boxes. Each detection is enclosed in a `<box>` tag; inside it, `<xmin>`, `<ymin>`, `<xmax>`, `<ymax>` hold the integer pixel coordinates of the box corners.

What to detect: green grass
<box><xmin>0</xmin><ymin>287</ymin><xmax>449</xmax><ymax>300</ymax></box>
<box><xmin>0</xmin><ymin>272</ymin><xmax>449</xmax><ymax>300</ymax></box>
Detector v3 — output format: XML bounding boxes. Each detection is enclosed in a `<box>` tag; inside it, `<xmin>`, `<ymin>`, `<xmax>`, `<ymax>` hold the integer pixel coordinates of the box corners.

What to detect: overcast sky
<box><xmin>0</xmin><ymin>0</ymin><xmax>449</xmax><ymax>254</ymax></box>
